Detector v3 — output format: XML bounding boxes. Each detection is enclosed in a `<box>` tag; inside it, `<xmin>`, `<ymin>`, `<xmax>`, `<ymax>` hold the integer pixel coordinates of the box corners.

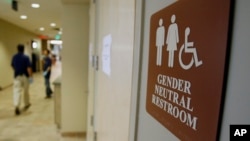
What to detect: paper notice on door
<box><xmin>102</xmin><ymin>34</ymin><xmax>112</xmax><ymax>76</ymax></box>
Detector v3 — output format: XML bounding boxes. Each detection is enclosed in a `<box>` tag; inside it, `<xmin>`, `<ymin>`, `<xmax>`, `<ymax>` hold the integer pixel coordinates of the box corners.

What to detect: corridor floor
<box><xmin>0</xmin><ymin>63</ymin><xmax>85</xmax><ymax>141</ymax></box>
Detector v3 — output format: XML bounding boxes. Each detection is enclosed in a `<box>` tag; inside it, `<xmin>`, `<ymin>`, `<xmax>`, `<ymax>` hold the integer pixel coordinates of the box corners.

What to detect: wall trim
<box><xmin>61</xmin><ymin>132</ymin><xmax>86</xmax><ymax>137</ymax></box>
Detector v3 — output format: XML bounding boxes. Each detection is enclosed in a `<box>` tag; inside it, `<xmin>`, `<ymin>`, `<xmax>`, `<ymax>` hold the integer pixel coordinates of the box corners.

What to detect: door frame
<box><xmin>129</xmin><ymin>0</ymin><xmax>145</xmax><ymax>141</ymax></box>
<box><xmin>87</xmin><ymin>0</ymin><xmax>100</xmax><ymax>141</ymax></box>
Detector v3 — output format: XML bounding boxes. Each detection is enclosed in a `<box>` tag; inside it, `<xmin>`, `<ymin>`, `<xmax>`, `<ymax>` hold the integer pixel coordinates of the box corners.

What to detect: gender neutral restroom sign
<box><xmin>146</xmin><ymin>0</ymin><xmax>232</xmax><ymax>140</ymax></box>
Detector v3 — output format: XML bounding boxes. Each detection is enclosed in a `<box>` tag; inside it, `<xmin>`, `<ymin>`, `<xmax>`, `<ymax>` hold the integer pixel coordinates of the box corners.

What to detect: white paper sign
<box><xmin>102</xmin><ymin>34</ymin><xmax>112</xmax><ymax>76</ymax></box>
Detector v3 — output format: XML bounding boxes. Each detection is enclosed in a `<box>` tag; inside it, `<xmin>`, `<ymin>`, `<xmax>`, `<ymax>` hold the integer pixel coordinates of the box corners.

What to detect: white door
<box><xmin>89</xmin><ymin>0</ymin><xmax>135</xmax><ymax>141</ymax></box>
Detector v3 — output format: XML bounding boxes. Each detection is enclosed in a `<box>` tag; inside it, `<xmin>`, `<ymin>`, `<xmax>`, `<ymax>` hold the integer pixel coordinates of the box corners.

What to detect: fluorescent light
<box><xmin>50</xmin><ymin>40</ymin><xmax>62</xmax><ymax>45</ymax></box>
<box><xmin>31</xmin><ymin>3</ymin><xmax>40</xmax><ymax>8</ymax></box>
<box><xmin>50</xmin><ymin>23</ymin><xmax>56</xmax><ymax>27</ymax></box>
<box><xmin>20</xmin><ymin>15</ymin><xmax>27</xmax><ymax>19</ymax></box>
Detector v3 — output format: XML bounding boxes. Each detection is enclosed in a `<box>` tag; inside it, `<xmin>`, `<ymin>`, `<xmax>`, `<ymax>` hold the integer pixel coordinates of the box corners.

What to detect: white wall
<box><xmin>220</xmin><ymin>1</ymin><xmax>250</xmax><ymax>140</ymax></box>
<box><xmin>61</xmin><ymin>4</ymin><xmax>89</xmax><ymax>133</ymax></box>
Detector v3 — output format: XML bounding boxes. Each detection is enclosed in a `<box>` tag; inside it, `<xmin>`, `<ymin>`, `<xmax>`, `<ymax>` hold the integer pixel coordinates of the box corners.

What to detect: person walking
<box><xmin>11</xmin><ymin>44</ymin><xmax>32</xmax><ymax>115</ymax></box>
<box><xmin>43</xmin><ymin>49</ymin><xmax>53</xmax><ymax>98</ymax></box>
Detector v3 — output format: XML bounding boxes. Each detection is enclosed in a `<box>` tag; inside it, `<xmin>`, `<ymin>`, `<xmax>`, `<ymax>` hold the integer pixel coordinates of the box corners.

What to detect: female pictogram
<box><xmin>166</xmin><ymin>14</ymin><xmax>179</xmax><ymax>68</ymax></box>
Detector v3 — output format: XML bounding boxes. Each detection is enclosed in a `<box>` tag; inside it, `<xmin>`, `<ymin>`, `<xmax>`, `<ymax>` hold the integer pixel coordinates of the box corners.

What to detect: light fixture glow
<box><xmin>20</xmin><ymin>15</ymin><xmax>27</xmax><ymax>19</ymax></box>
<box><xmin>50</xmin><ymin>40</ymin><xmax>63</xmax><ymax>45</ymax></box>
<box><xmin>32</xmin><ymin>42</ymin><xmax>38</xmax><ymax>48</ymax></box>
<box><xmin>31</xmin><ymin>3</ymin><xmax>40</xmax><ymax>8</ymax></box>
<box><xmin>39</xmin><ymin>27</ymin><xmax>45</xmax><ymax>31</ymax></box>
<box><xmin>50</xmin><ymin>23</ymin><xmax>56</xmax><ymax>27</ymax></box>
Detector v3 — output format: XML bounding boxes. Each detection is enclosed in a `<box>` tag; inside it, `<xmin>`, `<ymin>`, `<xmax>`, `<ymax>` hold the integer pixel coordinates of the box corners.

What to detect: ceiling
<box><xmin>0</xmin><ymin>0</ymin><xmax>89</xmax><ymax>39</ymax></box>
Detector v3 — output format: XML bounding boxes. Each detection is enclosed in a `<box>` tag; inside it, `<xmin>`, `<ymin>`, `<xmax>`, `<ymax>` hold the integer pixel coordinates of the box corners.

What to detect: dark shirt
<box><xmin>11</xmin><ymin>53</ymin><xmax>31</xmax><ymax>78</ymax></box>
<box><xmin>43</xmin><ymin>56</ymin><xmax>52</xmax><ymax>79</ymax></box>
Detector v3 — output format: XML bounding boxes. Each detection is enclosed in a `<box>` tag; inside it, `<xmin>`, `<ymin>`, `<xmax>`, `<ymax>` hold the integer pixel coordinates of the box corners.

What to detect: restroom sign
<box><xmin>145</xmin><ymin>0</ymin><xmax>232</xmax><ymax>140</ymax></box>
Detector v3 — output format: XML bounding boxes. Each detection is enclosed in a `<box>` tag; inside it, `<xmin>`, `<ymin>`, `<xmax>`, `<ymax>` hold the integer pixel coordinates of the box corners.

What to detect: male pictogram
<box><xmin>156</xmin><ymin>18</ymin><xmax>165</xmax><ymax>66</ymax></box>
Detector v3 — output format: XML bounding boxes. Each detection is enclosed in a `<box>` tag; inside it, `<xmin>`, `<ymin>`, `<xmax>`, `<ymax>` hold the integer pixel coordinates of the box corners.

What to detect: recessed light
<box><xmin>39</xmin><ymin>27</ymin><xmax>45</xmax><ymax>31</ymax></box>
<box><xmin>20</xmin><ymin>15</ymin><xmax>27</xmax><ymax>19</ymax></box>
<box><xmin>50</xmin><ymin>23</ymin><xmax>56</xmax><ymax>27</ymax></box>
<box><xmin>31</xmin><ymin>3</ymin><xmax>40</xmax><ymax>8</ymax></box>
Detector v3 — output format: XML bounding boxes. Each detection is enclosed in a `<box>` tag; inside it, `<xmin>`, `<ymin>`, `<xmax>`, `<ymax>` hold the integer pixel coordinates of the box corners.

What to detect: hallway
<box><xmin>0</xmin><ymin>63</ymin><xmax>85</xmax><ymax>141</ymax></box>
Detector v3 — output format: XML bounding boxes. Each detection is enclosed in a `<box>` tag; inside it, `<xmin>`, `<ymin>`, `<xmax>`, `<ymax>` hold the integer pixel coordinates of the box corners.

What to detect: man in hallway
<box><xmin>11</xmin><ymin>44</ymin><xmax>32</xmax><ymax>115</ymax></box>
<box><xmin>43</xmin><ymin>49</ymin><xmax>53</xmax><ymax>98</ymax></box>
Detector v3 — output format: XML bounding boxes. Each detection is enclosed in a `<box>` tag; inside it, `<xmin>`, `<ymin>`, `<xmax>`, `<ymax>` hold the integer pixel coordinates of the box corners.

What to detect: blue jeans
<box><xmin>45</xmin><ymin>78</ymin><xmax>53</xmax><ymax>97</ymax></box>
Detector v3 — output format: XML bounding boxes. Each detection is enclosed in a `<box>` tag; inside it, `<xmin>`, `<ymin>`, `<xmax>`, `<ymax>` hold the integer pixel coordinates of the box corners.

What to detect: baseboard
<box><xmin>61</xmin><ymin>132</ymin><xmax>86</xmax><ymax>137</ymax></box>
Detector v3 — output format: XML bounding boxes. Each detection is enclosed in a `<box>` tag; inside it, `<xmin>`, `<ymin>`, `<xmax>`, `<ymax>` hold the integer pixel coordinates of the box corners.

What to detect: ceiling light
<box><xmin>50</xmin><ymin>23</ymin><xmax>56</xmax><ymax>27</ymax></box>
<box><xmin>31</xmin><ymin>3</ymin><xmax>40</xmax><ymax>8</ymax></box>
<box><xmin>39</xmin><ymin>27</ymin><xmax>45</xmax><ymax>31</ymax></box>
<box><xmin>20</xmin><ymin>15</ymin><xmax>27</xmax><ymax>19</ymax></box>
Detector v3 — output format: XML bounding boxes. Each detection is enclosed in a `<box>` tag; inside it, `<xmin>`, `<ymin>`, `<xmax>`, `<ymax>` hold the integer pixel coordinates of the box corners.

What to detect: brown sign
<box><xmin>146</xmin><ymin>0</ymin><xmax>232</xmax><ymax>140</ymax></box>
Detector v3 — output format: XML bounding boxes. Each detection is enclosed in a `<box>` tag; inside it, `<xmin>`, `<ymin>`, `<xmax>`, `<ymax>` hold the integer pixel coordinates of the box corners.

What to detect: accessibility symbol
<box><xmin>155</xmin><ymin>14</ymin><xmax>203</xmax><ymax>70</ymax></box>
<box><xmin>179</xmin><ymin>27</ymin><xmax>203</xmax><ymax>70</ymax></box>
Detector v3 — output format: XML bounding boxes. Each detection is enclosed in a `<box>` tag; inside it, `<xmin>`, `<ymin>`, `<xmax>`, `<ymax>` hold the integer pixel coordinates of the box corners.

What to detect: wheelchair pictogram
<box><xmin>178</xmin><ymin>27</ymin><xmax>203</xmax><ymax>70</ymax></box>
